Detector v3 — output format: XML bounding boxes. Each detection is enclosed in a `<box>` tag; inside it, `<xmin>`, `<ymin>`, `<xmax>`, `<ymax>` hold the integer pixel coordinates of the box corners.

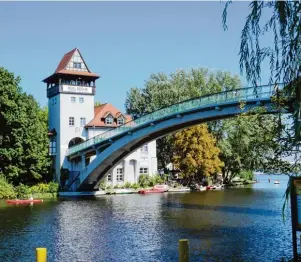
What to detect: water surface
<box><xmin>0</xmin><ymin>175</ymin><xmax>293</xmax><ymax>261</ymax></box>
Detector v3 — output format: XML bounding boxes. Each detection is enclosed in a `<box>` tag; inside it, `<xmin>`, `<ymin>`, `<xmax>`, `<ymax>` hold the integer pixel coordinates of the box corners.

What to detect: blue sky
<box><xmin>0</xmin><ymin>2</ymin><xmax>271</xmax><ymax>111</ymax></box>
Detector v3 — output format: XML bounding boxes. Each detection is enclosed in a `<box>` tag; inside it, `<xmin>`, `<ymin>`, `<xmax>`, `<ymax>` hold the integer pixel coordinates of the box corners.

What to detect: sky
<box><xmin>0</xmin><ymin>2</ymin><xmax>272</xmax><ymax>111</ymax></box>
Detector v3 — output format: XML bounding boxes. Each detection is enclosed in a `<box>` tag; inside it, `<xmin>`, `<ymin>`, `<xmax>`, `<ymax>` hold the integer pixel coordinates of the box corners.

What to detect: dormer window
<box><xmin>117</xmin><ymin>116</ymin><xmax>125</xmax><ymax>125</ymax></box>
<box><xmin>105</xmin><ymin>116</ymin><xmax>113</xmax><ymax>125</ymax></box>
<box><xmin>73</xmin><ymin>62</ymin><xmax>82</xmax><ymax>69</ymax></box>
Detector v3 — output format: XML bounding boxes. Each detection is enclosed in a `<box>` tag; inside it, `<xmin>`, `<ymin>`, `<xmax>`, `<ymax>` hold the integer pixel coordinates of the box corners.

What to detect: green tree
<box><xmin>217</xmin><ymin>107</ymin><xmax>291</xmax><ymax>183</ymax></box>
<box><xmin>0</xmin><ymin>67</ymin><xmax>51</xmax><ymax>185</ymax></box>
<box><xmin>222</xmin><ymin>1</ymin><xmax>301</xmax><ymax>145</ymax></box>
<box><xmin>173</xmin><ymin>124</ymin><xmax>223</xmax><ymax>183</ymax></box>
<box><xmin>95</xmin><ymin>101</ymin><xmax>102</xmax><ymax>107</ymax></box>
<box><xmin>125</xmin><ymin>68</ymin><xmax>241</xmax><ymax>169</ymax></box>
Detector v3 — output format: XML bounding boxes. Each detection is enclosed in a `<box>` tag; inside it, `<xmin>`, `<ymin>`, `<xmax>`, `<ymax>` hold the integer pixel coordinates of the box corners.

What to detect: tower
<box><xmin>43</xmin><ymin>48</ymin><xmax>99</xmax><ymax>184</ymax></box>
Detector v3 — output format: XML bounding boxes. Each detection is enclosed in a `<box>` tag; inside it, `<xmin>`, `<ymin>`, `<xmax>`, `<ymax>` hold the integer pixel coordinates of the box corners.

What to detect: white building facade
<box><xmin>44</xmin><ymin>48</ymin><xmax>157</xmax><ymax>189</ymax></box>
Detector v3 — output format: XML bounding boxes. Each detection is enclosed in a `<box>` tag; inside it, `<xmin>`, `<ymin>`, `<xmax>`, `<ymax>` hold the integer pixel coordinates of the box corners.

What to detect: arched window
<box><xmin>68</xmin><ymin>137</ymin><xmax>84</xmax><ymax>148</ymax></box>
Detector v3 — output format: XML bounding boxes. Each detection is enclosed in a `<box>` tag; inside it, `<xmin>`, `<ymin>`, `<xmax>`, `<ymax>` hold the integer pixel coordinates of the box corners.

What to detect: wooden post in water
<box><xmin>179</xmin><ymin>239</ymin><xmax>189</xmax><ymax>262</ymax></box>
<box><xmin>36</xmin><ymin>248</ymin><xmax>47</xmax><ymax>262</ymax></box>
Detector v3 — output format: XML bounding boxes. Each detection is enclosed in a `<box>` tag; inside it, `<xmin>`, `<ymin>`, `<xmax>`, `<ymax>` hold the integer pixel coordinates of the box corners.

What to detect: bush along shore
<box><xmin>99</xmin><ymin>174</ymin><xmax>165</xmax><ymax>192</ymax></box>
<box><xmin>0</xmin><ymin>175</ymin><xmax>59</xmax><ymax>199</ymax></box>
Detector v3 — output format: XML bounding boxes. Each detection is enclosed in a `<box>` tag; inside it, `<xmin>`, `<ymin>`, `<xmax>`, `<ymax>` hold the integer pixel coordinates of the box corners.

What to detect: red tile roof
<box><xmin>86</xmin><ymin>103</ymin><xmax>132</xmax><ymax>127</ymax></box>
<box><xmin>55</xmin><ymin>48</ymin><xmax>77</xmax><ymax>73</ymax></box>
<box><xmin>43</xmin><ymin>48</ymin><xmax>99</xmax><ymax>82</ymax></box>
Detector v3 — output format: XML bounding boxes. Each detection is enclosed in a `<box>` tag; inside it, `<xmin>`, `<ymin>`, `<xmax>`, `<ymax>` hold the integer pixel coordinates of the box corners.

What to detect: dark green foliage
<box><xmin>47</xmin><ymin>181</ymin><xmax>59</xmax><ymax>194</ymax></box>
<box><xmin>14</xmin><ymin>184</ymin><xmax>31</xmax><ymax>198</ymax></box>
<box><xmin>0</xmin><ymin>175</ymin><xmax>16</xmax><ymax>199</ymax></box>
<box><xmin>138</xmin><ymin>174</ymin><xmax>164</xmax><ymax>187</ymax></box>
<box><xmin>239</xmin><ymin>170</ymin><xmax>254</xmax><ymax>181</ymax></box>
<box><xmin>222</xmin><ymin>0</ymin><xmax>301</xmax><ymax>149</ymax></box>
<box><xmin>0</xmin><ymin>67</ymin><xmax>51</xmax><ymax>185</ymax></box>
<box><xmin>138</xmin><ymin>174</ymin><xmax>150</xmax><ymax>188</ymax></box>
<box><xmin>125</xmin><ymin>69</ymin><xmax>241</xmax><ymax>169</ymax></box>
<box><xmin>148</xmin><ymin>175</ymin><xmax>164</xmax><ymax>187</ymax></box>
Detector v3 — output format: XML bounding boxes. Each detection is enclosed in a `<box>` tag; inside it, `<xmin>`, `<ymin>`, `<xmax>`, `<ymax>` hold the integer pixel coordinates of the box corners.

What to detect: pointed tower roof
<box><xmin>43</xmin><ymin>48</ymin><xmax>99</xmax><ymax>83</ymax></box>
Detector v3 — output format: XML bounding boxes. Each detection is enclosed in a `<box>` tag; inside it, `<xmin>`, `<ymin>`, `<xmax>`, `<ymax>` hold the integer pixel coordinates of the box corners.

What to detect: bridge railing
<box><xmin>66</xmin><ymin>84</ymin><xmax>283</xmax><ymax>156</ymax></box>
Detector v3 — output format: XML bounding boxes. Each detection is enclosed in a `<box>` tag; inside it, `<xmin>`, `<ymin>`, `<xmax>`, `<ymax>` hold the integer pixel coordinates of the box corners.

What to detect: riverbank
<box><xmin>224</xmin><ymin>179</ymin><xmax>257</xmax><ymax>187</ymax></box>
<box><xmin>0</xmin><ymin>175</ymin><xmax>59</xmax><ymax>199</ymax></box>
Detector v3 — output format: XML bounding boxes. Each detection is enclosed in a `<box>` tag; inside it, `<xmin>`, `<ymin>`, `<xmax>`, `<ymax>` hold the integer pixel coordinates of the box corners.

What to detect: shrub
<box><xmin>130</xmin><ymin>183</ymin><xmax>140</xmax><ymax>189</ymax></box>
<box><xmin>29</xmin><ymin>182</ymin><xmax>58</xmax><ymax>195</ymax></box>
<box><xmin>15</xmin><ymin>184</ymin><xmax>31</xmax><ymax>198</ymax></box>
<box><xmin>124</xmin><ymin>182</ymin><xmax>131</xmax><ymax>188</ymax></box>
<box><xmin>99</xmin><ymin>182</ymin><xmax>107</xmax><ymax>191</ymax></box>
<box><xmin>30</xmin><ymin>185</ymin><xmax>40</xmax><ymax>194</ymax></box>
<box><xmin>37</xmin><ymin>183</ymin><xmax>49</xmax><ymax>193</ymax></box>
<box><xmin>239</xmin><ymin>170</ymin><xmax>254</xmax><ymax>180</ymax></box>
<box><xmin>138</xmin><ymin>174</ymin><xmax>150</xmax><ymax>188</ymax></box>
<box><xmin>0</xmin><ymin>175</ymin><xmax>16</xmax><ymax>199</ymax></box>
<box><xmin>148</xmin><ymin>175</ymin><xmax>164</xmax><ymax>186</ymax></box>
<box><xmin>108</xmin><ymin>184</ymin><xmax>113</xmax><ymax>190</ymax></box>
<box><xmin>48</xmin><ymin>182</ymin><xmax>59</xmax><ymax>194</ymax></box>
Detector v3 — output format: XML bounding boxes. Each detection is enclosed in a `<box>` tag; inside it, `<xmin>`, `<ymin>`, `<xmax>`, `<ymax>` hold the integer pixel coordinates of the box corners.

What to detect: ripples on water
<box><xmin>0</xmin><ymin>175</ymin><xmax>294</xmax><ymax>261</ymax></box>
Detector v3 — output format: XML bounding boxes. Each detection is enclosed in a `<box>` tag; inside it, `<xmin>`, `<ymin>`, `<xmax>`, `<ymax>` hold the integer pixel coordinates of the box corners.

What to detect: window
<box><xmin>52</xmin><ymin>98</ymin><xmax>57</xmax><ymax>105</ymax></box>
<box><xmin>71</xmin><ymin>97</ymin><xmax>76</xmax><ymax>103</ymax></box>
<box><xmin>141</xmin><ymin>144</ymin><xmax>148</xmax><ymax>153</ymax></box>
<box><xmin>116</xmin><ymin>168</ymin><xmax>123</xmax><ymax>181</ymax></box>
<box><xmin>140</xmin><ymin>168</ymin><xmax>148</xmax><ymax>174</ymax></box>
<box><xmin>117</xmin><ymin>117</ymin><xmax>125</xmax><ymax>125</ymax></box>
<box><xmin>117</xmin><ymin>174</ymin><xmax>123</xmax><ymax>181</ymax></box>
<box><xmin>80</xmin><ymin>117</ymin><xmax>86</xmax><ymax>126</ymax></box>
<box><xmin>107</xmin><ymin>174</ymin><xmax>112</xmax><ymax>181</ymax></box>
<box><xmin>73</xmin><ymin>62</ymin><xmax>82</xmax><ymax>69</ymax></box>
<box><xmin>49</xmin><ymin>136</ymin><xmax>57</xmax><ymax>156</ymax></box>
<box><xmin>79</xmin><ymin>97</ymin><xmax>84</xmax><ymax>103</ymax></box>
<box><xmin>106</xmin><ymin>116</ymin><xmax>113</xmax><ymax>125</ymax></box>
<box><xmin>69</xmin><ymin>117</ymin><xmax>75</xmax><ymax>126</ymax></box>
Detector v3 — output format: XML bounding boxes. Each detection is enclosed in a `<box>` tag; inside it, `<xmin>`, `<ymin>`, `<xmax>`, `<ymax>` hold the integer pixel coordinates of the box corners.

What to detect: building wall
<box><xmin>87</xmin><ymin>127</ymin><xmax>158</xmax><ymax>186</ymax></box>
<box><xmin>48</xmin><ymin>91</ymin><xmax>94</xmax><ymax>181</ymax></box>
<box><xmin>49</xmin><ymin>89</ymin><xmax>158</xmax><ymax>188</ymax></box>
<box><xmin>48</xmin><ymin>94</ymin><xmax>61</xmax><ymax>182</ymax></box>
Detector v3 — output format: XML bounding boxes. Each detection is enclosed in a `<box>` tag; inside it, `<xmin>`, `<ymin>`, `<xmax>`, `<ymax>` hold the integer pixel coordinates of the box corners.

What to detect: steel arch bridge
<box><xmin>65</xmin><ymin>84</ymin><xmax>289</xmax><ymax>191</ymax></box>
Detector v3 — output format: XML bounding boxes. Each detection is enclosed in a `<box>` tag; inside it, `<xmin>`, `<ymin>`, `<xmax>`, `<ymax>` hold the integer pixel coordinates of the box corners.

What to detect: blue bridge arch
<box><xmin>66</xmin><ymin>84</ymin><xmax>289</xmax><ymax>191</ymax></box>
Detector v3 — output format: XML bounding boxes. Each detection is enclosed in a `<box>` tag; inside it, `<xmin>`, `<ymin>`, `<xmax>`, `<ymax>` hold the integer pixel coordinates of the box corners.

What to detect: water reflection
<box><xmin>0</xmin><ymin>174</ymin><xmax>293</xmax><ymax>261</ymax></box>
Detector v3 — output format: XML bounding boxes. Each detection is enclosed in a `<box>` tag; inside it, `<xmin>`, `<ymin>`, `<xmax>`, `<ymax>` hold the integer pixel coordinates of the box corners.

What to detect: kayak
<box><xmin>6</xmin><ymin>199</ymin><xmax>43</xmax><ymax>204</ymax></box>
<box><xmin>138</xmin><ymin>189</ymin><xmax>165</xmax><ymax>194</ymax></box>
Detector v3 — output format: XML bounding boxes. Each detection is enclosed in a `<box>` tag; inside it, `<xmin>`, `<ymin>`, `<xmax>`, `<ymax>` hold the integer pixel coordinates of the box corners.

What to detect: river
<box><xmin>0</xmin><ymin>174</ymin><xmax>294</xmax><ymax>261</ymax></box>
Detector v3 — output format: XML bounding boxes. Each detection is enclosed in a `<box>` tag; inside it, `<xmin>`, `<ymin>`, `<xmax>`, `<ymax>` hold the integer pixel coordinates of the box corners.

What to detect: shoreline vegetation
<box><xmin>0</xmin><ymin>173</ymin><xmax>259</xmax><ymax>200</ymax></box>
<box><xmin>0</xmin><ymin>175</ymin><xmax>58</xmax><ymax>200</ymax></box>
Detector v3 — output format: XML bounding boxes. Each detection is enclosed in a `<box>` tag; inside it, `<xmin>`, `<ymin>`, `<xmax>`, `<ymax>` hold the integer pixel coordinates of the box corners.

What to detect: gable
<box><xmin>65</xmin><ymin>50</ymin><xmax>89</xmax><ymax>72</ymax></box>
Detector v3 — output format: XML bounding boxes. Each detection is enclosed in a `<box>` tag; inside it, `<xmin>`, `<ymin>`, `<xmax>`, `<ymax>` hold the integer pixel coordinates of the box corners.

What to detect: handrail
<box><xmin>66</xmin><ymin>83</ymin><xmax>284</xmax><ymax>156</ymax></box>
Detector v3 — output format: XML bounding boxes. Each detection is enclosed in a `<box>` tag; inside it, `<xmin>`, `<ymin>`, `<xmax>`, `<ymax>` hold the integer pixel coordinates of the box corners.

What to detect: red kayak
<box><xmin>6</xmin><ymin>199</ymin><xmax>43</xmax><ymax>204</ymax></box>
<box><xmin>138</xmin><ymin>189</ymin><xmax>165</xmax><ymax>194</ymax></box>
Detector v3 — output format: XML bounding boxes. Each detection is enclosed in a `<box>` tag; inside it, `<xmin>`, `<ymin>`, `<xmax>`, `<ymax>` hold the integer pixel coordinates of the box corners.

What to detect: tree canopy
<box><xmin>125</xmin><ymin>68</ymin><xmax>241</xmax><ymax>169</ymax></box>
<box><xmin>223</xmin><ymin>1</ymin><xmax>301</xmax><ymax>146</ymax></box>
<box><xmin>173</xmin><ymin>124</ymin><xmax>223</xmax><ymax>183</ymax></box>
<box><xmin>125</xmin><ymin>67</ymin><xmax>296</xmax><ymax>183</ymax></box>
<box><xmin>0</xmin><ymin>67</ymin><xmax>51</xmax><ymax>185</ymax></box>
